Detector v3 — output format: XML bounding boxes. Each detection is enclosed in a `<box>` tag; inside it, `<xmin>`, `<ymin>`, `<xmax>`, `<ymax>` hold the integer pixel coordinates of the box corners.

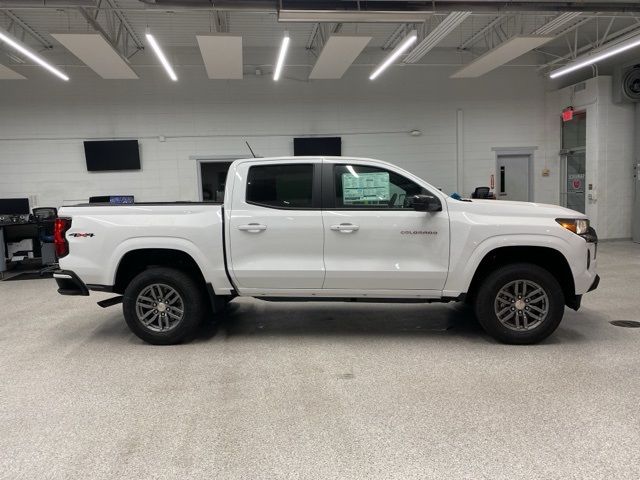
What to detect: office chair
<box><xmin>471</xmin><ymin>187</ymin><xmax>491</xmax><ymax>199</ymax></box>
<box><xmin>33</xmin><ymin>207</ymin><xmax>58</xmax><ymax>267</ymax></box>
<box><xmin>32</xmin><ymin>207</ymin><xmax>58</xmax><ymax>222</ymax></box>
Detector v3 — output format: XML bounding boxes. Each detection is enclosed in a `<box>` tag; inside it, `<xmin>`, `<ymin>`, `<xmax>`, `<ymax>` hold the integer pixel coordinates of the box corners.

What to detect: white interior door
<box><xmin>496</xmin><ymin>154</ymin><xmax>530</xmax><ymax>201</ymax></box>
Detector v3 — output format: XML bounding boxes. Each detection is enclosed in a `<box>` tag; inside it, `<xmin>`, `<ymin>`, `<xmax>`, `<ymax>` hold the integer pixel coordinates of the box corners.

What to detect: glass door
<box><xmin>560</xmin><ymin>111</ymin><xmax>586</xmax><ymax>213</ymax></box>
<box><xmin>560</xmin><ymin>149</ymin><xmax>586</xmax><ymax>213</ymax></box>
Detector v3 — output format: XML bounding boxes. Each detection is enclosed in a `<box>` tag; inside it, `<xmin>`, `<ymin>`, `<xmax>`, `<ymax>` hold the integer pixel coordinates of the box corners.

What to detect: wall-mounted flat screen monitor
<box><xmin>0</xmin><ymin>198</ymin><xmax>30</xmax><ymax>215</ymax></box>
<box><xmin>294</xmin><ymin>137</ymin><xmax>341</xmax><ymax>156</ymax></box>
<box><xmin>84</xmin><ymin>140</ymin><xmax>141</xmax><ymax>171</ymax></box>
<box><xmin>89</xmin><ymin>195</ymin><xmax>134</xmax><ymax>204</ymax></box>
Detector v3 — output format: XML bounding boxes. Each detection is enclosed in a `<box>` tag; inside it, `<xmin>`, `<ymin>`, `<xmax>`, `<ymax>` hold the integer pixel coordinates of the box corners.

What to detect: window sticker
<box><xmin>342</xmin><ymin>171</ymin><xmax>390</xmax><ymax>204</ymax></box>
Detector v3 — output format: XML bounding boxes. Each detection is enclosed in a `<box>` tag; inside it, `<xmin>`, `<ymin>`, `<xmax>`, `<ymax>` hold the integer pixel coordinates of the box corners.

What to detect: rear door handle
<box><xmin>330</xmin><ymin>223</ymin><xmax>359</xmax><ymax>233</ymax></box>
<box><xmin>237</xmin><ymin>223</ymin><xmax>267</xmax><ymax>233</ymax></box>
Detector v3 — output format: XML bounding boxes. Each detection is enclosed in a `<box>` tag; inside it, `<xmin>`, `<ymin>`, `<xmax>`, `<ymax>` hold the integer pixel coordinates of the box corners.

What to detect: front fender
<box><xmin>443</xmin><ymin>233</ymin><xmax>576</xmax><ymax>296</ymax></box>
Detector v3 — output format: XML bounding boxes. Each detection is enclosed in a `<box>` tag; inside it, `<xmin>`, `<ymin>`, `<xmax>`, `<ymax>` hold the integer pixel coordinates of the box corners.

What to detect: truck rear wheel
<box><xmin>123</xmin><ymin>267</ymin><xmax>205</xmax><ymax>345</ymax></box>
<box><xmin>474</xmin><ymin>263</ymin><xmax>565</xmax><ymax>345</ymax></box>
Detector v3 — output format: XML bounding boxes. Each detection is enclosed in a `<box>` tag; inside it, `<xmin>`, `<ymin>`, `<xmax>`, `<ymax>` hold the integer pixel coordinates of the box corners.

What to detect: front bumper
<box><xmin>53</xmin><ymin>270</ymin><xmax>89</xmax><ymax>296</ymax></box>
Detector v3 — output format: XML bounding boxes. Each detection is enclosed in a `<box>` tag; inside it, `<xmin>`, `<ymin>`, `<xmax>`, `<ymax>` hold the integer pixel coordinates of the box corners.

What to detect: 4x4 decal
<box><xmin>68</xmin><ymin>233</ymin><xmax>95</xmax><ymax>238</ymax></box>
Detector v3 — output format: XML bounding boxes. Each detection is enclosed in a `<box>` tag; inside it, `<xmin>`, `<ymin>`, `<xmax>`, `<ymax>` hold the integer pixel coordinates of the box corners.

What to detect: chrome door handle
<box><xmin>237</xmin><ymin>223</ymin><xmax>267</xmax><ymax>233</ymax></box>
<box><xmin>330</xmin><ymin>223</ymin><xmax>359</xmax><ymax>233</ymax></box>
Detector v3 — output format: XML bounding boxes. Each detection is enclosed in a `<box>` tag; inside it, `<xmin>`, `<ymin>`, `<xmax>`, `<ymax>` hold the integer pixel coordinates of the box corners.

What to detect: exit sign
<box><xmin>562</xmin><ymin>107</ymin><xmax>574</xmax><ymax>122</ymax></box>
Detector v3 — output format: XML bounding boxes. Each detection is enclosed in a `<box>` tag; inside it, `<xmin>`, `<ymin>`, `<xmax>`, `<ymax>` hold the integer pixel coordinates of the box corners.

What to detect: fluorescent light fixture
<box><xmin>404</xmin><ymin>12</ymin><xmax>471</xmax><ymax>64</ymax></box>
<box><xmin>196</xmin><ymin>34</ymin><xmax>243</xmax><ymax>79</ymax></box>
<box><xmin>369</xmin><ymin>30</ymin><xmax>417</xmax><ymax>80</ymax></box>
<box><xmin>279</xmin><ymin>10</ymin><xmax>430</xmax><ymax>23</ymax></box>
<box><xmin>451</xmin><ymin>35</ymin><xmax>554</xmax><ymax>78</ymax></box>
<box><xmin>52</xmin><ymin>33</ymin><xmax>138</xmax><ymax>79</ymax></box>
<box><xmin>0</xmin><ymin>63</ymin><xmax>26</xmax><ymax>80</ymax></box>
<box><xmin>550</xmin><ymin>32</ymin><xmax>640</xmax><ymax>79</ymax></box>
<box><xmin>274</xmin><ymin>31</ymin><xmax>289</xmax><ymax>81</ymax></box>
<box><xmin>534</xmin><ymin>12</ymin><xmax>581</xmax><ymax>35</ymax></box>
<box><xmin>309</xmin><ymin>34</ymin><xmax>371</xmax><ymax>79</ymax></box>
<box><xmin>145</xmin><ymin>31</ymin><xmax>177</xmax><ymax>81</ymax></box>
<box><xmin>0</xmin><ymin>28</ymin><xmax>68</xmax><ymax>81</ymax></box>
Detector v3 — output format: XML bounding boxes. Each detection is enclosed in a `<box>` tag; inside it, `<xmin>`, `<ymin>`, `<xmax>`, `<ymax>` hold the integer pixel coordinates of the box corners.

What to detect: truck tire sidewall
<box><xmin>123</xmin><ymin>267</ymin><xmax>205</xmax><ymax>345</ymax></box>
<box><xmin>475</xmin><ymin>263</ymin><xmax>565</xmax><ymax>345</ymax></box>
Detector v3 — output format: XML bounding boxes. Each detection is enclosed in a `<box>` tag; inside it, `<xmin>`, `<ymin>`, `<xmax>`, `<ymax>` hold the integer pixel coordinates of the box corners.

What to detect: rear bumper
<box><xmin>53</xmin><ymin>270</ymin><xmax>89</xmax><ymax>296</ymax></box>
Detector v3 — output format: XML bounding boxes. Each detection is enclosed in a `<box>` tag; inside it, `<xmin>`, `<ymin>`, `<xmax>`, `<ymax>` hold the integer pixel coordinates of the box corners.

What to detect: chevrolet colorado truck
<box><xmin>53</xmin><ymin>156</ymin><xmax>599</xmax><ymax>345</ymax></box>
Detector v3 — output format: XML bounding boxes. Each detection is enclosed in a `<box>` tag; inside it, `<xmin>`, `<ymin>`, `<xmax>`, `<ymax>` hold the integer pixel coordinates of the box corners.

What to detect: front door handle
<box><xmin>330</xmin><ymin>223</ymin><xmax>359</xmax><ymax>233</ymax></box>
<box><xmin>237</xmin><ymin>223</ymin><xmax>267</xmax><ymax>233</ymax></box>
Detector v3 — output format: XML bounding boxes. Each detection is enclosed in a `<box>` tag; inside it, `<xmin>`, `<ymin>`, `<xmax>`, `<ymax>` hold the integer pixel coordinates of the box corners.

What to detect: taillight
<box><xmin>54</xmin><ymin>218</ymin><xmax>72</xmax><ymax>258</ymax></box>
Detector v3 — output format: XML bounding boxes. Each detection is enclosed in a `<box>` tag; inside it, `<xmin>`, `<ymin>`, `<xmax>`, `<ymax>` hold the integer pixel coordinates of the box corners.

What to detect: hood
<box><xmin>446</xmin><ymin>198</ymin><xmax>587</xmax><ymax>219</ymax></box>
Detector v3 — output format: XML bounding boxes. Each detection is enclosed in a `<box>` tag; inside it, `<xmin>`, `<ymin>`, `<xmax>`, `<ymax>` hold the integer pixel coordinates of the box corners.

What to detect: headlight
<box><xmin>556</xmin><ymin>218</ymin><xmax>590</xmax><ymax>235</ymax></box>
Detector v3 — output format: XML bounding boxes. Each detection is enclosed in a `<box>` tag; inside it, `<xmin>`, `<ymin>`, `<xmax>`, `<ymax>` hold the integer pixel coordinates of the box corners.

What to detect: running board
<box><xmin>258</xmin><ymin>297</ymin><xmax>454</xmax><ymax>304</ymax></box>
<box><xmin>97</xmin><ymin>296</ymin><xmax>123</xmax><ymax>308</ymax></box>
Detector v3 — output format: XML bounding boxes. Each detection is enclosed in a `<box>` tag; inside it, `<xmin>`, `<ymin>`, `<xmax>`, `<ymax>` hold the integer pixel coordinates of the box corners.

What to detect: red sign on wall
<box><xmin>562</xmin><ymin>107</ymin><xmax>574</xmax><ymax>122</ymax></box>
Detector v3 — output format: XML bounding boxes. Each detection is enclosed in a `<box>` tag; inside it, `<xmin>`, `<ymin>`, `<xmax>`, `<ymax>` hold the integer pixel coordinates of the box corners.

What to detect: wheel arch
<box><xmin>113</xmin><ymin>248</ymin><xmax>207</xmax><ymax>295</ymax></box>
<box><xmin>466</xmin><ymin>246</ymin><xmax>576</xmax><ymax>308</ymax></box>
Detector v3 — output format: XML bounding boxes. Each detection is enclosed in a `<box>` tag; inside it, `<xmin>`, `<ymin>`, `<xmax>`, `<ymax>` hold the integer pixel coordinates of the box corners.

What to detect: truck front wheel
<box><xmin>474</xmin><ymin>263</ymin><xmax>565</xmax><ymax>345</ymax></box>
<box><xmin>123</xmin><ymin>267</ymin><xmax>205</xmax><ymax>345</ymax></box>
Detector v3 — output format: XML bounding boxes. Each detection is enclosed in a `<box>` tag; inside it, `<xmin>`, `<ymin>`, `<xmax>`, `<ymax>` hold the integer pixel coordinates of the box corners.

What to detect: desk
<box><xmin>0</xmin><ymin>222</ymin><xmax>39</xmax><ymax>274</ymax></box>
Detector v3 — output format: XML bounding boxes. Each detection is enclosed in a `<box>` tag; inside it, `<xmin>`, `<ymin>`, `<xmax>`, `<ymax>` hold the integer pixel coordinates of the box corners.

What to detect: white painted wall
<box><xmin>1</xmin><ymin>66</ymin><xmax>634</xmax><ymax>238</ymax></box>
<box><xmin>0</xmin><ymin>65</ymin><xmax>552</xmax><ymax>209</ymax></box>
<box><xmin>545</xmin><ymin>76</ymin><xmax>635</xmax><ymax>239</ymax></box>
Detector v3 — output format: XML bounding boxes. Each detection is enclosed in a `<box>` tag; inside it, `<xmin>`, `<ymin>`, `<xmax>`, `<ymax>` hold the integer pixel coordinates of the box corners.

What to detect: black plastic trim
<box><xmin>220</xmin><ymin>206</ymin><xmax>238</xmax><ymax>292</ymax></box>
<box><xmin>258</xmin><ymin>296</ymin><xmax>447</xmax><ymax>304</ymax></box>
<box><xmin>580</xmin><ymin>226</ymin><xmax>598</xmax><ymax>244</ymax></box>
<box><xmin>206</xmin><ymin>282</ymin><xmax>233</xmax><ymax>313</ymax></box>
<box><xmin>54</xmin><ymin>270</ymin><xmax>89</xmax><ymax>296</ymax></box>
<box><xmin>86</xmin><ymin>284</ymin><xmax>113</xmax><ymax>292</ymax></box>
<box><xmin>97</xmin><ymin>296</ymin><xmax>123</xmax><ymax>308</ymax></box>
<box><xmin>588</xmin><ymin>274</ymin><xmax>600</xmax><ymax>292</ymax></box>
<box><xmin>566</xmin><ymin>294</ymin><xmax>582</xmax><ymax>311</ymax></box>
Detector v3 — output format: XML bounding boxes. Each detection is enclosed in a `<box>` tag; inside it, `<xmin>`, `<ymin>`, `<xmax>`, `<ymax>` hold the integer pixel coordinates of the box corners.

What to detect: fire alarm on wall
<box><xmin>562</xmin><ymin>107</ymin><xmax>574</xmax><ymax>122</ymax></box>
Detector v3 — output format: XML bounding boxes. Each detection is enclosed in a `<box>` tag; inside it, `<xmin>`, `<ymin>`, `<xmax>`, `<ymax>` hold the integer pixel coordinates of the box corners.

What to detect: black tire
<box><xmin>123</xmin><ymin>267</ymin><xmax>206</xmax><ymax>345</ymax></box>
<box><xmin>474</xmin><ymin>263</ymin><xmax>565</xmax><ymax>345</ymax></box>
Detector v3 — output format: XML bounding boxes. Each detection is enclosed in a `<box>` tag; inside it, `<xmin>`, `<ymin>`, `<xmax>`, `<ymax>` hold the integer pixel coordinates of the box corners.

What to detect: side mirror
<box><xmin>410</xmin><ymin>194</ymin><xmax>442</xmax><ymax>212</ymax></box>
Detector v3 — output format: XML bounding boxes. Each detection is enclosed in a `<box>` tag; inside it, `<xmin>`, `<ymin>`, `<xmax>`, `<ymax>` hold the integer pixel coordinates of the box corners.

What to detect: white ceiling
<box><xmin>1</xmin><ymin>2</ymin><xmax>640</xmax><ymax>79</ymax></box>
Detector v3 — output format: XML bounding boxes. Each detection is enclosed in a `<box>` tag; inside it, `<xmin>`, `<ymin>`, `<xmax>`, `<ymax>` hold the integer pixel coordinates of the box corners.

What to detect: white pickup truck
<box><xmin>53</xmin><ymin>156</ymin><xmax>599</xmax><ymax>345</ymax></box>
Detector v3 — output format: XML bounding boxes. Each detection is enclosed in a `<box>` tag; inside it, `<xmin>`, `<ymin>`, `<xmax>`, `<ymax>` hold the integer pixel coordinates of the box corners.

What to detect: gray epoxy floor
<box><xmin>1</xmin><ymin>241</ymin><xmax>639</xmax><ymax>480</ymax></box>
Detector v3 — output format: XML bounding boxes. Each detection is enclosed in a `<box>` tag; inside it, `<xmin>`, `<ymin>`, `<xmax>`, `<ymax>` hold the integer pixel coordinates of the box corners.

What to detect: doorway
<box><xmin>200</xmin><ymin>162</ymin><xmax>231</xmax><ymax>202</ymax></box>
<box><xmin>560</xmin><ymin>111</ymin><xmax>586</xmax><ymax>213</ymax></box>
<box><xmin>496</xmin><ymin>154</ymin><xmax>532</xmax><ymax>202</ymax></box>
<box><xmin>195</xmin><ymin>157</ymin><xmax>244</xmax><ymax>202</ymax></box>
<box><xmin>560</xmin><ymin>149</ymin><xmax>586</xmax><ymax>213</ymax></box>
